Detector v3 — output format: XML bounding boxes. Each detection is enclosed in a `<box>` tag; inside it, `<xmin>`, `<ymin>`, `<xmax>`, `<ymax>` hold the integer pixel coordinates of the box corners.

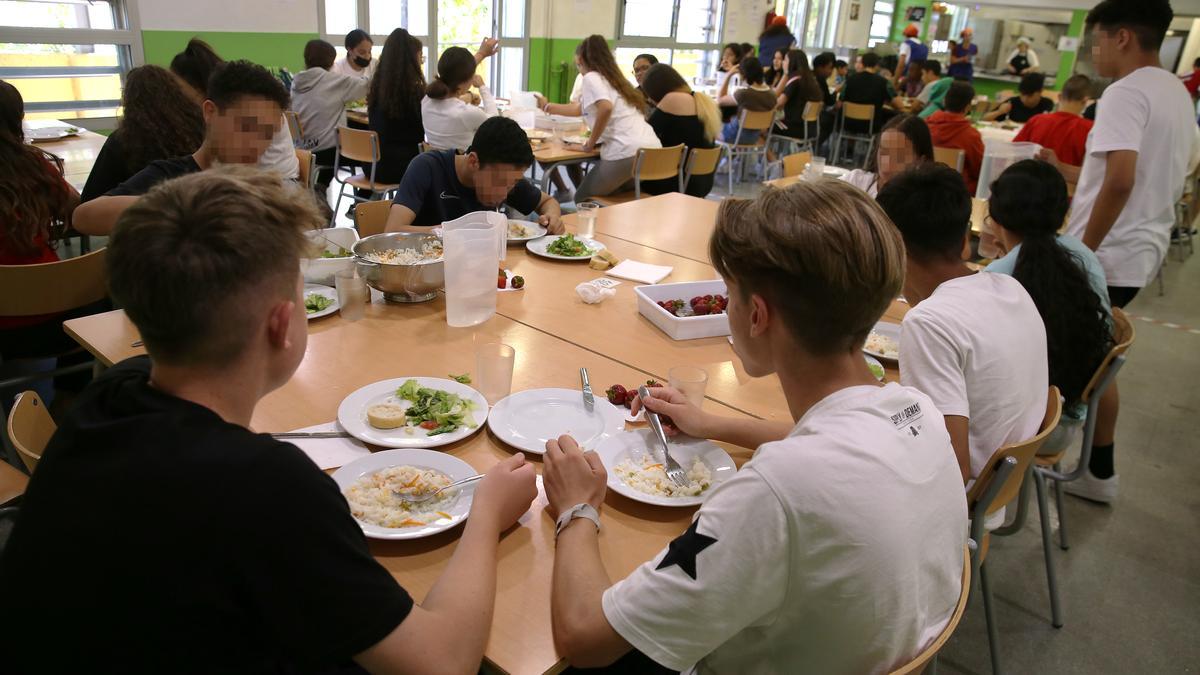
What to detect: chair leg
<box><xmin>1035</xmin><ymin>471</ymin><xmax>1065</xmax><ymax>628</ymax></box>
<box><xmin>980</xmin><ymin>561</ymin><xmax>1003</xmax><ymax>675</ymax></box>
<box><xmin>1053</xmin><ymin>462</ymin><xmax>1069</xmax><ymax>550</ymax></box>
<box><xmin>330</xmin><ymin>188</ymin><xmax>346</xmax><ymax>227</ymax></box>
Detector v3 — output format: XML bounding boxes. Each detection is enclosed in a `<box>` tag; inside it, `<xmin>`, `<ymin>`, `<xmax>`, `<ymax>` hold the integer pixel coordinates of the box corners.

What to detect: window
<box><xmin>776</xmin><ymin>0</ymin><xmax>845</xmax><ymax>49</ymax></box>
<box><xmin>0</xmin><ymin>0</ymin><xmax>141</xmax><ymax>120</ymax></box>
<box><xmin>616</xmin><ymin>0</ymin><xmax>724</xmax><ymax>85</ymax></box>
<box><xmin>867</xmin><ymin>0</ymin><xmax>894</xmax><ymax>48</ymax></box>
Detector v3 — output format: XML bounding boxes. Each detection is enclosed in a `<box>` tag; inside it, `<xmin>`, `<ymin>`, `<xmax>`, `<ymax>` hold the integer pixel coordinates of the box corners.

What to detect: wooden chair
<box><xmin>970</xmin><ymin>98</ymin><xmax>995</xmax><ymax>121</ymax></box>
<box><xmin>933</xmin><ymin>146</ymin><xmax>965</xmax><ymax>172</ymax></box>
<box><xmin>7</xmin><ymin>391</ymin><xmax>55</xmax><ymax>473</ymax></box>
<box><xmin>717</xmin><ymin>108</ymin><xmax>775</xmax><ymax>194</ymax></box>
<box><xmin>681</xmin><ymin>146</ymin><xmax>724</xmax><ymax>195</ymax></box>
<box><xmin>330</xmin><ymin>126</ymin><xmax>400</xmax><ymax>227</ymax></box>
<box><xmin>295</xmin><ymin>148</ymin><xmax>316</xmax><ymax>191</ymax></box>
<box><xmin>888</xmin><ymin>545</ymin><xmax>972</xmax><ymax>675</ymax></box>
<box><xmin>966</xmin><ymin>386</ymin><xmax>1063</xmax><ymax>675</ymax></box>
<box><xmin>774</xmin><ymin>100</ymin><xmax>822</xmax><ymax>155</ymax></box>
<box><xmin>592</xmin><ymin>144</ymin><xmax>686</xmax><ymax>206</ymax></box>
<box><xmin>284</xmin><ymin>110</ymin><xmax>303</xmax><ymax>146</ymax></box>
<box><xmin>832</xmin><ymin>101</ymin><xmax>876</xmax><ymax>168</ymax></box>
<box><xmin>782</xmin><ymin>151</ymin><xmax>812</xmax><ymax>178</ymax></box>
<box><xmin>354</xmin><ymin>199</ymin><xmax>392</xmax><ymax>238</ymax></box>
<box><xmin>0</xmin><ymin>249</ymin><xmax>106</xmax><ymax>390</ymax></box>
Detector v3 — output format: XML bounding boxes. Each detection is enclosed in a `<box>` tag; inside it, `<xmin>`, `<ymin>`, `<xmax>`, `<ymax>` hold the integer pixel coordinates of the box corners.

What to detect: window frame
<box><xmin>614</xmin><ymin>0</ymin><xmax>727</xmax><ymax>84</ymax></box>
<box><xmin>0</xmin><ymin>0</ymin><xmax>144</xmax><ymax>117</ymax></box>
<box><xmin>867</xmin><ymin>0</ymin><xmax>894</xmax><ymax>48</ymax></box>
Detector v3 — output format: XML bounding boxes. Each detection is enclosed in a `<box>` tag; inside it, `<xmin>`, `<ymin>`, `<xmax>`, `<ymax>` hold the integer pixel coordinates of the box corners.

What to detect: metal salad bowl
<box><xmin>353</xmin><ymin>232</ymin><xmax>445</xmax><ymax>303</ymax></box>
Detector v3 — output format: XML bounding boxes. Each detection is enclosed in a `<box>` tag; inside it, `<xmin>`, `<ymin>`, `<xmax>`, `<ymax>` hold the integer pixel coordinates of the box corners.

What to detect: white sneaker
<box><xmin>1063</xmin><ymin>469</ymin><xmax>1119</xmax><ymax>504</ymax></box>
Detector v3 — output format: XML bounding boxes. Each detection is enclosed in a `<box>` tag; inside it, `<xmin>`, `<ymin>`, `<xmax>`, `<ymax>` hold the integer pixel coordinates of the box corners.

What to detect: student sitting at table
<box><xmin>334</xmin><ymin>28</ymin><xmax>377</xmax><ymax>80</ymax></box>
<box><xmin>877</xmin><ymin>164</ymin><xmax>1048</xmax><ymax>485</ymax></box>
<box><xmin>838</xmin><ymin>52</ymin><xmax>903</xmax><ymax>135</ymax></box>
<box><xmin>915</xmin><ymin>60</ymin><xmax>952</xmax><ymax>119</ymax></box>
<box><xmin>541</xmin><ymin>181</ymin><xmax>967</xmax><ymax>673</ymax></box>
<box><xmin>925</xmin><ymin>81</ymin><xmax>985</xmax><ymax>193</ymax></box>
<box><xmin>0</xmin><ymin>167</ymin><xmax>539</xmax><ymax>673</ymax></box>
<box><xmin>983</xmin><ymin>72</ymin><xmax>1054</xmax><ymax>123</ymax></box>
<box><xmin>385</xmin><ymin>116</ymin><xmax>563</xmax><ymax>232</ymax></box>
<box><xmin>422</xmin><ymin>39</ymin><xmax>501</xmax><ymax>152</ymax></box>
<box><xmin>73</xmin><ymin>60</ymin><xmax>290</xmax><ymax>235</ymax></box>
<box><xmin>715</xmin><ymin>42</ymin><xmax>745</xmax><ymax>120</ymax></box>
<box><xmin>1013</xmin><ymin>74</ymin><xmax>1094</xmax><ymax>167</ymax></box>
<box><xmin>840</xmin><ymin>113</ymin><xmax>934</xmax><ymax>197</ymax></box>
<box><xmin>537</xmin><ymin>35</ymin><xmax>662</xmax><ymax>202</ymax></box>
<box><xmin>812</xmin><ymin>51</ymin><xmax>839</xmax><ymax>149</ymax></box>
<box><xmin>722</xmin><ymin>57</ymin><xmax>778</xmax><ymax>144</ymax></box>
<box><xmin>639</xmin><ymin>63</ymin><xmax>722</xmax><ymax>198</ymax></box>
<box><xmin>986</xmin><ymin>159</ymin><xmax>1113</xmax><ymax>451</ymax></box>
<box><xmin>772</xmin><ymin>49</ymin><xmax>824</xmax><ymax>142</ymax></box>
<box><xmin>80</xmin><ymin>65</ymin><xmax>204</xmax><ymax>202</ymax></box>
<box><xmin>290</xmin><ymin>39</ymin><xmax>369</xmax><ymax>201</ymax></box>
<box><xmin>368</xmin><ymin>28</ymin><xmax>427</xmax><ymax>186</ymax></box>
<box><xmin>902</xmin><ymin>59</ymin><xmax>926</xmax><ymax>98</ymax></box>
<box><xmin>169</xmin><ymin>38</ymin><xmax>298</xmax><ymax>181</ymax></box>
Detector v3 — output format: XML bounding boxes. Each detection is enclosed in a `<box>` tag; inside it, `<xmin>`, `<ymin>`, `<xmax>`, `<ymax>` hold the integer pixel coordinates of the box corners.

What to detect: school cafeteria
<box><xmin>1</xmin><ymin>0</ymin><xmax>1198</xmax><ymax>672</ymax></box>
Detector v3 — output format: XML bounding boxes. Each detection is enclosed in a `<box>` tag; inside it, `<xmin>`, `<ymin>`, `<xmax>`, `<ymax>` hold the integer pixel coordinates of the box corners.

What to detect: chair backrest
<box><xmin>802</xmin><ymin>100</ymin><xmax>822</xmax><ymax>122</ymax></box>
<box><xmin>1080</xmin><ymin>307</ymin><xmax>1136</xmax><ymax>404</ymax></box>
<box><xmin>783</xmin><ymin>151</ymin><xmax>812</xmax><ymax>178</ymax></box>
<box><xmin>843</xmin><ymin>101</ymin><xmax>876</xmax><ymax>122</ymax></box>
<box><xmin>634</xmin><ymin>144</ymin><xmax>686</xmax><ymax>182</ymax></box>
<box><xmin>7</xmin><ymin>391</ymin><xmax>56</xmax><ymax>473</ymax></box>
<box><xmin>967</xmin><ymin>385</ymin><xmax>1063</xmax><ymax>517</ymax></box>
<box><xmin>338</xmin><ymin>126</ymin><xmax>382</xmax><ymax>164</ymax></box>
<box><xmin>970</xmin><ymin>98</ymin><xmax>993</xmax><ymax>120</ymax></box>
<box><xmin>355</xmin><ymin>200</ymin><xmax>392</xmax><ymax>237</ymax></box>
<box><xmin>683</xmin><ymin>146</ymin><xmax>723</xmax><ymax>179</ymax></box>
<box><xmin>888</xmin><ymin>545</ymin><xmax>972</xmax><ymax>675</ymax></box>
<box><xmin>284</xmin><ymin>110</ymin><xmax>303</xmax><ymax>143</ymax></box>
<box><xmin>295</xmin><ymin>148</ymin><xmax>315</xmax><ymax>190</ymax></box>
<box><xmin>0</xmin><ymin>459</ymin><xmax>28</xmax><ymax>507</ymax></box>
<box><xmin>739</xmin><ymin>108</ymin><xmax>776</xmax><ymax>132</ymax></box>
<box><xmin>0</xmin><ymin>248</ymin><xmax>107</xmax><ymax>317</ymax></box>
<box><xmin>933</xmin><ymin>146</ymin><xmax>965</xmax><ymax>172</ymax></box>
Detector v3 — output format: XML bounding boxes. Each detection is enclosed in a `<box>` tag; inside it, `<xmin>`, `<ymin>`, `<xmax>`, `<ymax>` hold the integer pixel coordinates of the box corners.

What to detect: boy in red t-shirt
<box><xmin>1184</xmin><ymin>57</ymin><xmax>1200</xmax><ymax>97</ymax></box>
<box><xmin>1014</xmin><ymin>74</ymin><xmax>1095</xmax><ymax>166</ymax></box>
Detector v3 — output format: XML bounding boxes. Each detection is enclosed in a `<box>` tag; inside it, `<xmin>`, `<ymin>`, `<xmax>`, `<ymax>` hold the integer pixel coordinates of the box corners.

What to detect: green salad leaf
<box><xmin>449</xmin><ymin>373</ymin><xmax>472</xmax><ymax>384</ymax></box>
<box><xmin>546</xmin><ymin>233</ymin><xmax>592</xmax><ymax>257</ymax></box>
<box><xmin>395</xmin><ymin>379</ymin><xmax>478</xmax><ymax>436</ymax></box>
<box><xmin>320</xmin><ymin>247</ymin><xmax>352</xmax><ymax>258</ymax></box>
<box><xmin>868</xmin><ymin>363</ymin><xmax>885</xmax><ymax>381</ymax></box>
<box><xmin>305</xmin><ymin>294</ymin><xmax>334</xmax><ymax>313</ymax></box>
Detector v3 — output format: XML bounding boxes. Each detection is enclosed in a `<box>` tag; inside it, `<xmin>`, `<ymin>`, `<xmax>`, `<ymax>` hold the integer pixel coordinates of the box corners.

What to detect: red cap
<box><xmin>903</xmin><ymin>24</ymin><xmax>920</xmax><ymax>37</ymax></box>
<box><xmin>771</xmin><ymin>15</ymin><xmax>788</xmax><ymax>27</ymax></box>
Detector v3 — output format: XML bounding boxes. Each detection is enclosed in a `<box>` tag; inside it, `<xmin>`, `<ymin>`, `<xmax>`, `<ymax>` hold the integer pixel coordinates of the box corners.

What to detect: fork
<box><xmin>638</xmin><ymin>386</ymin><xmax>688</xmax><ymax>487</ymax></box>
<box><xmin>394</xmin><ymin>474</ymin><xmax>484</xmax><ymax>504</ymax></box>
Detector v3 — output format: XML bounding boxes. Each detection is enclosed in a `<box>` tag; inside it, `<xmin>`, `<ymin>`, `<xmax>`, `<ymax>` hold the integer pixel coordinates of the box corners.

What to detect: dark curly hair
<box><xmin>0</xmin><ymin>81</ymin><xmax>73</xmax><ymax>256</ymax></box>
<box><xmin>989</xmin><ymin>159</ymin><xmax>1113</xmax><ymax>408</ymax></box>
<box><xmin>115</xmin><ymin>65</ymin><xmax>205</xmax><ymax>174</ymax></box>
<box><xmin>369</xmin><ymin>28</ymin><xmax>425</xmax><ymax>121</ymax></box>
<box><xmin>208</xmin><ymin>60</ymin><xmax>290</xmax><ymax>110</ymax></box>
<box><xmin>467</xmin><ymin>117</ymin><xmax>534</xmax><ymax>168</ymax></box>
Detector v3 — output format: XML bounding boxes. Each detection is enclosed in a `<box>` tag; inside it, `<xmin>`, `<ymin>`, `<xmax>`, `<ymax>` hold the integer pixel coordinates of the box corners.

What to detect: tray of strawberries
<box><xmin>634</xmin><ymin>280</ymin><xmax>731</xmax><ymax>341</ymax></box>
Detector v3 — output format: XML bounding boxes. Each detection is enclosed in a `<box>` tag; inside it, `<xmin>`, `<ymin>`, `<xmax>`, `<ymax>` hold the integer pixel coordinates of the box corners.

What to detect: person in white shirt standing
<box><xmin>291</xmin><ymin>39</ymin><xmax>370</xmax><ymax>201</ymax></box>
<box><xmin>541</xmin><ymin>181</ymin><xmax>968</xmax><ymax>674</ymax></box>
<box><xmin>877</xmin><ymin>164</ymin><xmax>1049</xmax><ymax>486</ymax></box>
<box><xmin>421</xmin><ymin>39</ymin><xmax>500</xmax><ymax>151</ymax></box>
<box><xmin>1039</xmin><ymin>0</ymin><xmax>1194</xmax><ymax>502</ymax></box>
<box><xmin>332</xmin><ymin>29</ymin><xmax>377</xmax><ymax>81</ymax></box>
<box><xmin>537</xmin><ymin>35</ymin><xmax>662</xmax><ymax>202</ymax></box>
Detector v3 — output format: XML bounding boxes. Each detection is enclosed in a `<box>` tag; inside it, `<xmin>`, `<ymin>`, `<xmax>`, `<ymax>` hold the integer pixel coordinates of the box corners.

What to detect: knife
<box><xmin>580</xmin><ymin>367</ymin><xmax>595</xmax><ymax>412</ymax></box>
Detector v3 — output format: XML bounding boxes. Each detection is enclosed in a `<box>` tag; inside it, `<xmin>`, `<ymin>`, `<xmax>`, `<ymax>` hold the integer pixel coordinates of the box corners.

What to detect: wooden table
<box><xmin>62</xmin><ymin>193</ymin><xmax>908</xmax><ymax>674</ymax></box>
<box><xmin>345</xmin><ymin>108</ymin><xmax>368</xmax><ymax>126</ymax></box>
<box><xmin>29</xmin><ymin>123</ymin><xmax>107</xmax><ymax>190</ymax></box>
<box><xmin>532</xmin><ymin>143</ymin><xmax>598</xmax><ymax>193</ymax></box>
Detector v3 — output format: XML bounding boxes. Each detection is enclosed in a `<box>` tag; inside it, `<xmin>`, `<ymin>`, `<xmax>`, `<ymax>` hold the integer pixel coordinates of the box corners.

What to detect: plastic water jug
<box><xmin>442</xmin><ymin>211</ymin><xmax>506</xmax><ymax>327</ymax></box>
<box><xmin>976</xmin><ymin>141</ymin><xmax>1041</xmax><ymax>200</ymax></box>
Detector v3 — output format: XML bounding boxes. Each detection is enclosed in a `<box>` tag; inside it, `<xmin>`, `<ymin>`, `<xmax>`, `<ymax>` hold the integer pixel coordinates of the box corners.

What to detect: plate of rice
<box><xmin>507</xmin><ymin>219</ymin><xmax>547</xmax><ymax>243</ymax></box>
<box><xmin>332</xmin><ymin>449</ymin><xmax>477</xmax><ymax>539</ymax></box>
<box><xmin>594</xmin><ymin>429</ymin><xmax>737</xmax><ymax>507</ymax></box>
<box><xmin>361</xmin><ymin>241</ymin><xmax>444</xmax><ymax>265</ymax></box>
<box><xmin>863</xmin><ymin>321</ymin><xmax>901</xmax><ymax>362</ymax></box>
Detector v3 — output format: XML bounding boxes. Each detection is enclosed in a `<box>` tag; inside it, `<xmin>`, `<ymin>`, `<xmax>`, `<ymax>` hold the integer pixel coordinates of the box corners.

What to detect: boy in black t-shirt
<box><xmin>0</xmin><ymin>167</ymin><xmax>538</xmax><ymax>673</ymax></box>
<box><xmin>386</xmin><ymin>116</ymin><xmax>564</xmax><ymax>232</ymax></box>
<box><xmin>73</xmin><ymin>60</ymin><xmax>291</xmax><ymax>237</ymax></box>
<box><xmin>837</xmin><ymin>52</ymin><xmax>904</xmax><ymax>134</ymax></box>
<box><xmin>983</xmin><ymin>72</ymin><xmax>1055</xmax><ymax>123</ymax></box>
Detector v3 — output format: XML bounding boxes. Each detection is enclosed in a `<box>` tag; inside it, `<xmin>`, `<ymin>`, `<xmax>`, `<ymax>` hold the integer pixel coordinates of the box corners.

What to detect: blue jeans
<box><xmin>722</xmin><ymin>120</ymin><xmax>761</xmax><ymax>145</ymax></box>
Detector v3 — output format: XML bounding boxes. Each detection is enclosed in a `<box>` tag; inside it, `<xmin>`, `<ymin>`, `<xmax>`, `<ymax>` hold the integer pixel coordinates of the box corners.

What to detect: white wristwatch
<box><xmin>555</xmin><ymin>503</ymin><xmax>601</xmax><ymax>538</ymax></box>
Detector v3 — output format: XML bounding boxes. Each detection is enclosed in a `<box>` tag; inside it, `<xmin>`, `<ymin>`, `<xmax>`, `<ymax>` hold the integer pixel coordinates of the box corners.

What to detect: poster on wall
<box><xmin>906</xmin><ymin>6</ymin><xmax>927</xmax><ymax>22</ymax></box>
<box><xmin>1058</xmin><ymin>36</ymin><xmax>1080</xmax><ymax>52</ymax></box>
<box><xmin>850</xmin><ymin>3</ymin><xmax>860</xmax><ymax>20</ymax></box>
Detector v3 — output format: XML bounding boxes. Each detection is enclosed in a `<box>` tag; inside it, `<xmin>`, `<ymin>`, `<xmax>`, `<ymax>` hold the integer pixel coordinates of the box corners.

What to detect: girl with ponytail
<box><xmin>987</xmin><ymin>159</ymin><xmax>1113</xmax><ymax>419</ymax></box>
<box><xmin>421</xmin><ymin>39</ymin><xmax>500</xmax><ymax>151</ymax></box>
<box><xmin>639</xmin><ymin>63</ymin><xmax>719</xmax><ymax>198</ymax></box>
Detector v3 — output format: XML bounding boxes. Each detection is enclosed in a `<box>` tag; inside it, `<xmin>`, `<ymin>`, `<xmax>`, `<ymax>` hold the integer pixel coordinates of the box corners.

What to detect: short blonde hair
<box><xmin>108</xmin><ymin>166</ymin><xmax>323</xmax><ymax>365</ymax></box>
<box><xmin>709</xmin><ymin>180</ymin><xmax>905</xmax><ymax>354</ymax></box>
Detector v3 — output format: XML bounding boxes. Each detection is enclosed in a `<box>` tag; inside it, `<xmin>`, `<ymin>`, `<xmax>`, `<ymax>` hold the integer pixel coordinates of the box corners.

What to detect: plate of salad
<box><xmin>337</xmin><ymin>377</ymin><xmax>490</xmax><ymax>449</ymax></box>
<box><xmin>526</xmin><ymin>233</ymin><xmax>604</xmax><ymax>261</ymax></box>
<box><xmin>304</xmin><ymin>283</ymin><xmax>339</xmax><ymax>320</ymax></box>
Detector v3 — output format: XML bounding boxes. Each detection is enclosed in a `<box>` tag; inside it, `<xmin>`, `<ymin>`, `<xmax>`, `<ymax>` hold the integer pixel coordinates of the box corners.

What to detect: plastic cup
<box><xmin>668</xmin><ymin>366</ymin><xmax>708</xmax><ymax>408</ymax></box>
<box><xmin>334</xmin><ymin>269</ymin><xmax>368</xmax><ymax>322</ymax></box>
<box><xmin>476</xmin><ymin>342</ymin><xmax>516</xmax><ymax>404</ymax></box>
<box><xmin>576</xmin><ymin>202</ymin><xmax>600</xmax><ymax>239</ymax></box>
<box><xmin>807</xmin><ymin>156</ymin><xmax>826</xmax><ymax>180</ymax></box>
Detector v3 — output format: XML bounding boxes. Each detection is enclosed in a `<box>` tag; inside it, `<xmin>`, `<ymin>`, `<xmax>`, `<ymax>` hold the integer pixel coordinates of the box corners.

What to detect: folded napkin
<box><xmin>606</xmin><ymin>260</ymin><xmax>673</xmax><ymax>285</ymax></box>
<box><xmin>280</xmin><ymin>421</ymin><xmax>371</xmax><ymax>470</ymax></box>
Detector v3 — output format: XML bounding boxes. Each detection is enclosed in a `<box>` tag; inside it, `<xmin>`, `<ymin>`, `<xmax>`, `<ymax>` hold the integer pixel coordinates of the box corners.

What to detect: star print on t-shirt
<box><xmin>655</xmin><ymin>516</ymin><xmax>718</xmax><ymax>580</ymax></box>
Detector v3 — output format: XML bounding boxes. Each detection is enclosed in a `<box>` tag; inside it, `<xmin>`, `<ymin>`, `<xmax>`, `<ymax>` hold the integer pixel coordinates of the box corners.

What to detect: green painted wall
<box><xmin>1055</xmin><ymin>11</ymin><xmax>1088</xmax><ymax>90</ymax></box>
<box><xmin>889</xmin><ymin>0</ymin><xmax>933</xmax><ymax>43</ymax></box>
<box><xmin>528</xmin><ymin>38</ymin><xmax>580</xmax><ymax>103</ymax></box>
<box><xmin>141</xmin><ymin>30</ymin><xmax>315</xmax><ymax>74</ymax></box>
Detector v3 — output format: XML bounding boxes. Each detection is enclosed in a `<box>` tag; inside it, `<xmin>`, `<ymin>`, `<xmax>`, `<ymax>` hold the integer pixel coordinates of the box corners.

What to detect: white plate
<box><xmin>304</xmin><ymin>283</ymin><xmax>339</xmax><ymax>320</ymax></box>
<box><xmin>507</xmin><ymin>219</ymin><xmax>547</xmax><ymax>243</ymax></box>
<box><xmin>526</xmin><ymin>235</ymin><xmax>604</xmax><ymax>261</ymax></box>
<box><xmin>27</xmin><ymin>128</ymin><xmax>74</xmax><ymax>142</ymax></box>
<box><xmin>337</xmin><ymin>377</ymin><xmax>489</xmax><ymax>449</ymax></box>
<box><xmin>863</xmin><ymin>321</ymin><xmax>901</xmax><ymax>362</ymax></box>
<box><xmin>488</xmin><ymin>388</ymin><xmax>625</xmax><ymax>455</ymax></box>
<box><xmin>864</xmin><ymin>354</ymin><xmax>885</xmax><ymax>381</ymax></box>
<box><xmin>595</xmin><ymin>429</ymin><xmax>737</xmax><ymax>507</ymax></box>
<box><xmin>562</xmin><ymin>134</ymin><xmax>590</xmax><ymax>145</ymax></box>
<box><xmin>332</xmin><ymin>449</ymin><xmax>476</xmax><ymax>540</ymax></box>
<box><xmin>525</xmin><ymin>128</ymin><xmax>553</xmax><ymax>140</ymax></box>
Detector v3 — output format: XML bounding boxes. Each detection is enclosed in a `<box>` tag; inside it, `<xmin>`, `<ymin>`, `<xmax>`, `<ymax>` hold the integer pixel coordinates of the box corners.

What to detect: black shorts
<box><xmin>1107</xmin><ymin>286</ymin><xmax>1140</xmax><ymax>309</ymax></box>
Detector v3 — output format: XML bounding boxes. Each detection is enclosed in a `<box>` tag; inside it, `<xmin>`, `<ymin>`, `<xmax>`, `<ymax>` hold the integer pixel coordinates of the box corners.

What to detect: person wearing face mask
<box><xmin>333</xmin><ymin>29</ymin><xmax>377</xmax><ymax>80</ymax></box>
<box><xmin>839</xmin><ymin>113</ymin><xmax>934</xmax><ymax>197</ymax></box>
<box><xmin>421</xmin><ymin>39</ymin><xmax>500</xmax><ymax>151</ymax></box>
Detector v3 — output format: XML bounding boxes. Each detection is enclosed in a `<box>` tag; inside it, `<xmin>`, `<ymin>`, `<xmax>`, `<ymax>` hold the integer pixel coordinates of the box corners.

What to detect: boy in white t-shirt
<box><xmin>541</xmin><ymin>182</ymin><xmax>967</xmax><ymax>673</ymax></box>
<box><xmin>1038</xmin><ymin>0</ymin><xmax>1193</xmax><ymax>502</ymax></box>
<box><xmin>876</xmin><ymin>164</ymin><xmax>1049</xmax><ymax>484</ymax></box>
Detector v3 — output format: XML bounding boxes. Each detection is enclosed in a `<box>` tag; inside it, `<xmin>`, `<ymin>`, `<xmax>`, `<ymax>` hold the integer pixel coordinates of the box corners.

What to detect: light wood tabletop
<box><xmin>567</xmin><ymin>192</ymin><xmax>720</xmax><ymax>265</ymax></box>
<box><xmin>30</xmin><ymin>125</ymin><xmax>107</xmax><ymax>190</ymax></box>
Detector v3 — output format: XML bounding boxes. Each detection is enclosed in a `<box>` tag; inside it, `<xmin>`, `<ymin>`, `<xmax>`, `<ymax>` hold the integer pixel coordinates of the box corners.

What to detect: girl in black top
<box><xmin>640</xmin><ymin>64</ymin><xmax>723</xmax><ymax>198</ymax></box>
<box><xmin>773</xmin><ymin>49</ymin><xmax>823</xmax><ymax>140</ymax></box>
<box><xmin>368</xmin><ymin>28</ymin><xmax>426</xmax><ymax>184</ymax></box>
<box><xmin>81</xmin><ymin>65</ymin><xmax>204</xmax><ymax>202</ymax></box>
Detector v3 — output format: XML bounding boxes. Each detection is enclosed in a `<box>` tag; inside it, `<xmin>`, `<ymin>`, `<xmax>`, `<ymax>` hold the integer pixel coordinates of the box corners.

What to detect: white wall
<box><xmin>134</xmin><ymin>0</ymin><xmax>319</xmax><ymax>32</ymax></box>
<box><xmin>1177</xmin><ymin>18</ymin><xmax>1200</xmax><ymax>75</ymax></box>
<box><xmin>722</xmin><ymin>0</ymin><xmax>775</xmax><ymax>44</ymax></box>
<box><xmin>529</xmin><ymin>0</ymin><xmax>620</xmax><ymax>39</ymax></box>
<box><xmin>837</xmin><ymin>0</ymin><xmax>872</xmax><ymax>48</ymax></box>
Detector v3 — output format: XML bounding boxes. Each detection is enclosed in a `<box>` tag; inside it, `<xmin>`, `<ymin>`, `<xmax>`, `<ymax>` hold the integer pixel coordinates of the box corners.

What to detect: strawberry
<box><xmin>605</xmin><ymin>384</ymin><xmax>627</xmax><ymax>405</ymax></box>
